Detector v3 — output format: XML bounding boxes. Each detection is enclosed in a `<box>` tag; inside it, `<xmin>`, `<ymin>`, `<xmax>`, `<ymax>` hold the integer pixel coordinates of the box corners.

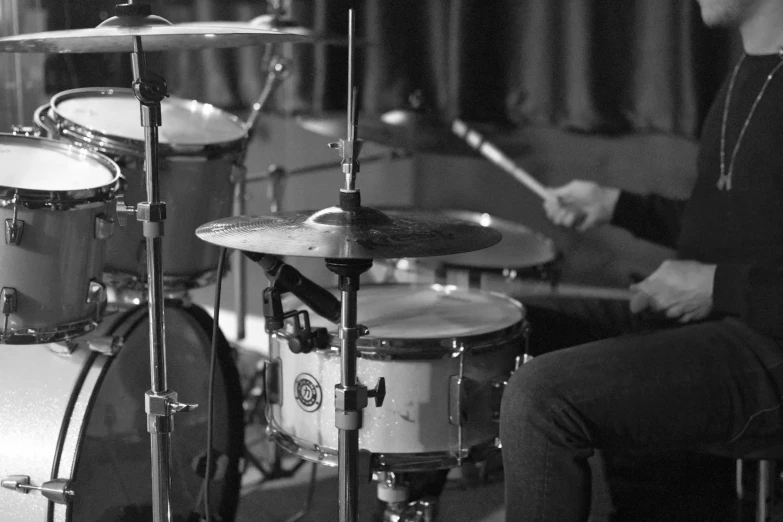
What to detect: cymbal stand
<box><xmin>110</xmin><ymin>4</ymin><xmax>195</xmax><ymax>521</ymax></box>
<box><xmin>324</xmin><ymin>10</ymin><xmax>378</xmax><ymax>522</ymax></box>
<box><xmin>234</xmin><ymin>56</ymin><xmax>291</xmax><ymax>341</ymax></box>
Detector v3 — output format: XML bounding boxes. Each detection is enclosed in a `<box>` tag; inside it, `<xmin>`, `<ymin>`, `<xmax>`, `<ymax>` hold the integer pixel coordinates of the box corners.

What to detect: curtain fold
<box><xmin>42</xmin><ymin>0</ymin><xmax>739</xmax><ymax>139</ymax></box>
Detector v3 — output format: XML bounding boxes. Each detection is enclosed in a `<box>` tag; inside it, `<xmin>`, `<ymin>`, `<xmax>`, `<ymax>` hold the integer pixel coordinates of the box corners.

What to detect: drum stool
<box><xmin>735</xmin><ymin>444</ymin><xmax>783</xmax><ymax>522</ymax></box>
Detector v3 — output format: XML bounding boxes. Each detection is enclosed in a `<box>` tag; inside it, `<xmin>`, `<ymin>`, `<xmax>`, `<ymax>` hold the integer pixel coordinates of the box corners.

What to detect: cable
<box><xmin>203</xmin><ymin>247</ymin><xmax>230</xmax><ymax>522</ymax></box>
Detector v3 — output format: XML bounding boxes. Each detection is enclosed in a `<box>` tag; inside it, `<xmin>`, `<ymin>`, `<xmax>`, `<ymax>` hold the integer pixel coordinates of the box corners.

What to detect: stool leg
<box><xmin>738</xmin><ymin>459</ymin><xmax>744</xmax><ymax>500</ymax></box>
<box><xmin>757</xmin><ymin>460</ymin><xmax>771</xmax><ymax>522</ymax></box>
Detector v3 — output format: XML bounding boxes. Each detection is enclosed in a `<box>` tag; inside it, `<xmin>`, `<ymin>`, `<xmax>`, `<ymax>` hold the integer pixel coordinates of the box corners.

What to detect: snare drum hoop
<box><xmin>266</xmin><ymin>423</ymin><xmax>501</xmax><ymax>472</ymax></box>
<box><xmin>315</xmin><ymin>285</ymin><xmax>528</xmax><ymax>360</ymax></box>
<box><xmin>0</xmin><ymin>134</ymin><xmax>122</xmax><ymax>210</ymax></box>
<box><xmin>47</xmin><ymin>87</ymin><xmax>249</xmax><ymax>159</ymax></box>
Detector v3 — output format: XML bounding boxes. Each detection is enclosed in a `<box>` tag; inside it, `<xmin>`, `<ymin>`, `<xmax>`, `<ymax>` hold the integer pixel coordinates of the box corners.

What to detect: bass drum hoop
<box><xmin>53</xmin><ymin>302</ymin><xmax>244</xmax><ymax>522</ymax></box>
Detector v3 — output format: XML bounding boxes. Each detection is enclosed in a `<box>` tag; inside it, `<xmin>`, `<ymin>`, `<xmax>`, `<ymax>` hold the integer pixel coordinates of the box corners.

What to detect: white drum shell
<box><xmin>0</xmin><ymin>344</ymin><xmax>106</xmax><ymax>521</ymax></box>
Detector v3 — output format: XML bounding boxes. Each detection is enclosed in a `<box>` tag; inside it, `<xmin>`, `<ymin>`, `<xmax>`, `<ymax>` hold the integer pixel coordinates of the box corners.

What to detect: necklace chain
<box><xmin>719</xmin><ymin>51</ymin><xmax>783</xmax><ymax>191</ymax></box>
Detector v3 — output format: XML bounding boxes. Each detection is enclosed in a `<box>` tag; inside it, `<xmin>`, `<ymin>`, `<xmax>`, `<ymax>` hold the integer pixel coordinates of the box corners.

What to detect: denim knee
<box><xmin>500</xmin><ymin>353</ymin><xmax>591</xmax><ymax>449</ymax></box>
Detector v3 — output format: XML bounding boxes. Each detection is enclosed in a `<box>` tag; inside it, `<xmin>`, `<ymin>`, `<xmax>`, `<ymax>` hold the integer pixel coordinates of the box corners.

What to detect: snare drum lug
<box><xmin>94</xmin><ymin>213</ymin><xmax>115</xmax><ymax>240</ymax></box>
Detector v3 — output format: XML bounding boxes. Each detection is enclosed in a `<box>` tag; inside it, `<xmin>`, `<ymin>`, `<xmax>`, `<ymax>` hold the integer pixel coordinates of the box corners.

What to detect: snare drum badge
<box><xmin>294</xmin><ymin>373</ymin><xmax>322</xmax><ymax>412</ymax></box>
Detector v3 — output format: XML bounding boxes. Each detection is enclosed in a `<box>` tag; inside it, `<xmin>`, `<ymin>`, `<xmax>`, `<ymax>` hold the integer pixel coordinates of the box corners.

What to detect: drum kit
<box><xmin>0</xmin><ymin>2</ymin><xmax>581</xmax><ymax>522</ymax></box>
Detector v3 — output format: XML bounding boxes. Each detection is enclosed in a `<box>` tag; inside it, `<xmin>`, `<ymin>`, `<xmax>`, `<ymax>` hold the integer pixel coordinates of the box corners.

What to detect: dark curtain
<box><xmin>43</xmin><ymin>0</ymin><xmax>739</xmax><ymax>138</ymax></box>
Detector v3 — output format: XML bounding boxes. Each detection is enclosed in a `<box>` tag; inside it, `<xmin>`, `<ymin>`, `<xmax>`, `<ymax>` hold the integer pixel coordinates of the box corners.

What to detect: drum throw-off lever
<box><xmin>1</xmin><ymin>475</ymin><xmax>74</xmax><ymax>505</ymax></box>
<box><xmin>145</xmin><ymin>390</ymin><xmax>197</xmax><ymax>434</ymax></box>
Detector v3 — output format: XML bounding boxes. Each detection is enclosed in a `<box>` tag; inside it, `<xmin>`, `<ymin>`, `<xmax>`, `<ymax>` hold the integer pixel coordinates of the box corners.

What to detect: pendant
<box><xmin>717</xmin><ymin>172</ymin><xmax>732</xmax><ymax>191</ymax></box>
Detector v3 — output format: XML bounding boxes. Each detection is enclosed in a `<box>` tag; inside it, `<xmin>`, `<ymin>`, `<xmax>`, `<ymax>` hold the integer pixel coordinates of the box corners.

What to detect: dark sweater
<box><xmin>611</xmin><ymin>52</ymin><xmax>783</xmax><ymax>337</ymax></box>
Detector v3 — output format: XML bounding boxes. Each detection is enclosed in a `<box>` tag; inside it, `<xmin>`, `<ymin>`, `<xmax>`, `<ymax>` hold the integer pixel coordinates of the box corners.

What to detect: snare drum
<box><xmin>35</xmin><ymin>87</ymin><xmax>249</xmax><ymax>292</ymax></box>
<box><xmin>266</xmin><ymin>284</ymin><xmax>528</xmax><ymax>472</ymax></box>
<box><xmin>0</xmin><ymin>134</ymin><xmax>122</xmax><ymax>344</ymax></box>
<box><xmin>0</xmin><ymin>302</ymin><xmax>243</xmax><ymax>521</ymax></box>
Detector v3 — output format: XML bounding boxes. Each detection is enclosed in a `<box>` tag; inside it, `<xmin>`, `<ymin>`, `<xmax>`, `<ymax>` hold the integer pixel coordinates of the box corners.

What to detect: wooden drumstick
<box><xmin>452</xmin><ymin>119</ymin><xmax>588</xmax><ymax>226</ymax></box>
<box><xmin>452</xmin><ymin>119</ymin><xmax>556</xmax><ymax>202</ymax></box>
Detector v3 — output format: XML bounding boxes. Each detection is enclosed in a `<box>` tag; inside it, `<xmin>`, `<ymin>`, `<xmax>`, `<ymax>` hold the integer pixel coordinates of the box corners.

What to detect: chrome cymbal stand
<box><xmin>323</xmin><ymin>11</ymin><xmax>383</xmax><ymax>522</ymax></box>
<box><xmin>109</xmin><ymin>3</ymin><xmax>195</xmax><ymax>521</ymax></box>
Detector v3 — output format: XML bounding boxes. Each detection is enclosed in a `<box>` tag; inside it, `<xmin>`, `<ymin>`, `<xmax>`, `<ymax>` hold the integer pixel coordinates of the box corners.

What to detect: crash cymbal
<box><xmin>297</xmin><ymin>110</ymin><xmax>529</xmax><ymax>156</ymax></box>
<box><xmin>196</xmin><ymin>206</ymin><xmax>502</xmax><ymax>259</ymax></box>
<box><xmin>0</xmin><ymin>15</ymin><xmax>307</xmax><ymax>53</ymax></box>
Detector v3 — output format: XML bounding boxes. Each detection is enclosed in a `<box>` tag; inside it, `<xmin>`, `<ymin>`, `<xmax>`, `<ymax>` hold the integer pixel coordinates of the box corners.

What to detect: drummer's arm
<box><xmin>610</xmin><ymin>191</ymin><xmax>687</xmax><ymax>249</ymax></box>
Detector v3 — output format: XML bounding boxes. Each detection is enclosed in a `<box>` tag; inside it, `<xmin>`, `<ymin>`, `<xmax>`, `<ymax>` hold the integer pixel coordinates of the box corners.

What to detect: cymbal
<box><xmin>0</xmin><ymin>16</ymin><xmax>307</xmax><ymax>53</ymax></box>
<box><xmin>418</xmin><ymin>210</ymin><xmax>558</xmax><ymax>269</ymax></box>
<box><xmin>180</xmin><ymin>15</ymin><xmax>357</xmax><ymax>45</ymax></box>
<box><xmin>196</xmin><ymin>207</ymin><xmax>502</xmax><ymax>259</ymax></box>
<box><xmin>297</xmin><ymin>110</ymin><xmax>529</xmax><ymax>156</ymax></box>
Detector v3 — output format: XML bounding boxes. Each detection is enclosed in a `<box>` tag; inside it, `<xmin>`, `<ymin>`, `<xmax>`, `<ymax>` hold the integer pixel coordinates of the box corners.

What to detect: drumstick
<box><xmin>451</xmin><ymin>119</ymin><xmax>587</xmax><ymax>227</ymax></box>
<box><xmin>452</xmin><ymin>119</ymin><xmax>556</xmax><ymax>203</ymax></box>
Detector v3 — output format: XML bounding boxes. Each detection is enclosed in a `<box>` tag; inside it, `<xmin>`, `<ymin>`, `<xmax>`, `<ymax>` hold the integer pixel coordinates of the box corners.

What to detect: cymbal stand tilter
<box><xmin>108</xmin><ymin>3</ymin><xmax>196</xmax><ymax>521</ymax></box>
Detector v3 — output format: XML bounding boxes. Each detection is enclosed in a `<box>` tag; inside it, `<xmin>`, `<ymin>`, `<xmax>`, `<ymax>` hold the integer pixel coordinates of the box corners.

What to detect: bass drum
<box><xmin>0</xmin><ymin>302</ymin><xmax>244</xmax><ymax>521</ymax></box>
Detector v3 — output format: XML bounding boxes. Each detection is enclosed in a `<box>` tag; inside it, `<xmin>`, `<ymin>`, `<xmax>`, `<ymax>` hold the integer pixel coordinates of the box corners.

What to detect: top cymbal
<box><xmin>297</xmin><ymin>110</ymin><xmax>529</xmax><ymax>157</ymax></box>
<box><xmin>195</xmin><ymin>206</ymin><xmax>502</xmax><ymax>259</ymax></box>
<box><xmin>182</xmin><ymin>15</ymin><xmax>352</xmax><ymax>45</ymax></box>
<box><xmin>0</xmin><ymin>15</ymin><xmax>307</xmax><ymax>53</ymax></box>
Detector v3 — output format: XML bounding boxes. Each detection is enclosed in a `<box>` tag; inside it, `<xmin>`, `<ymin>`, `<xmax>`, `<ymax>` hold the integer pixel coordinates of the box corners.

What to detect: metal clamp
<box><xmin>338</xmin><ymin>324</ymin><xmax>369</xmax><ymax>343</ymax></box>
<box><xmin>145</xmin><ymin>390</ymin><xmax>197</xmax><ymax>434</ymax></box>
<box><xmin>87</xmin><ymin>336</ymin><xmax>124</xmax><ymax>356</ymax></box>
<box><xmin>115</xmin><ymin>194</ymin><xmax>136</xmax><ymax>227</ymax></box>
<box><xmin>136</xmin><ymin>201</ymin><xmax>166</xmax><ymax>222</ymax></box>
<box><xmin>1</xmin><ymin>475</ymin><xmax>74</xmax><ymax>505</ymax></box>
<box><xmin>5</xmin><ymin>194</ymin><xmax>24</xmax><ymax>246</ymax></box>
<box><xmin>335</xmin><ymin>384</ymin><xmax>368</xmax><ymax>430</ymax></box>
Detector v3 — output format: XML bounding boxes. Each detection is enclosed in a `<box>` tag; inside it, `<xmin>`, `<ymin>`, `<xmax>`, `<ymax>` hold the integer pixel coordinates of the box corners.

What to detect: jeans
<box><xmin>499</xmin><ymin>316</ymin><xmax>783</xmax><ymax>521</ymax></box>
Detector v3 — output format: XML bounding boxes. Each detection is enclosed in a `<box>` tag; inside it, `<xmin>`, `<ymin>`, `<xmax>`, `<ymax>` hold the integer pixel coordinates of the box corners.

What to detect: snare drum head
<box><xmin>52</xmin><ymin>88</ymin><xmax>247</xmax><ymax>146</ymax></box>
<box><xmin>0</xmin><ymin>134</ymin><xmax>119</xmax><ymax>191</ymax></box>
<box><xmin>301</xmin><ymin>283</ymin><xmax>524</xmax><ymax>341</ymax></box>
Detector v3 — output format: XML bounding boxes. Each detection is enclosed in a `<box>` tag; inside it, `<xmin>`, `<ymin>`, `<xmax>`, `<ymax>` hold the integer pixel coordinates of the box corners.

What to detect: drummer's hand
<box><xmin>543</xmin><ymin>180</ymin><xmax>620</xmax><ymax>232</ymax></box>
<box><xmin>629</xmin><ymin>260</ymin><xmax>716</xmax><ymax>323</ymax></box>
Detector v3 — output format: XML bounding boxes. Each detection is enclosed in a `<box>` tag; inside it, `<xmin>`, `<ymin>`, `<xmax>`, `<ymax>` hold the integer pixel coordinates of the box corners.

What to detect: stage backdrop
<box><xmin>42</xmin><ymin>0</ymin><xmax>740</xmax><ymax>139</ymax></box>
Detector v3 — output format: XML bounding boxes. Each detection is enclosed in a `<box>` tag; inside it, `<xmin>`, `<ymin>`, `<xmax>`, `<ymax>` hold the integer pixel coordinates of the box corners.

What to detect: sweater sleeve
<box><xmin>713</xmin><ymin>263</ymin><xmax>783</xmax><ymax>337</ymax></box>
<box><xmin>610</xmin><ymin>190</ymin><xmax>688</xmax><ymax>249</ymax></box>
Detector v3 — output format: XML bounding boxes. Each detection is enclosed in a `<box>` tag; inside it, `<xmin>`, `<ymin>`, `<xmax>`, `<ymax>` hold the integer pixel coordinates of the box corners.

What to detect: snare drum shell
<box><xmin>269</xmin><ymin>338</ymin><xmax>520</xmax><ymax>456</ymax></box>
<box><xmin>0</xmin><ymin>199</ymin><xmax>110</xmax><ymax>338</ymax></box>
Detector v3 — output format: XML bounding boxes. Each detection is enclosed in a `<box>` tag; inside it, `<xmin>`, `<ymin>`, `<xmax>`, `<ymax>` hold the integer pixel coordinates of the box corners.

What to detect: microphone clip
<box><xmin>262</xmin><ymin>286</ymin><xmax>330</xmax><ymax>354</ymax></box>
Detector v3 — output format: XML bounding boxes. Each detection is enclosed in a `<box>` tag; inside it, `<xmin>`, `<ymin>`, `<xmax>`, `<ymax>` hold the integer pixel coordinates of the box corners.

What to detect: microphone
<box><xmin>244</xmin><ymin>252</ymin><xmax>341</xmax><ymax>323</ymax></box>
